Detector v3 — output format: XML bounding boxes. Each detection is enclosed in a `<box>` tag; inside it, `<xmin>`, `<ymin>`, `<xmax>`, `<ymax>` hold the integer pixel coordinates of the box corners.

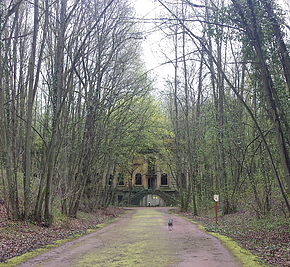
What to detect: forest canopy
<box><xmin>1</xmin><ymin>0</ymin><xmax>290</xmax><ymax>223</ymax></box>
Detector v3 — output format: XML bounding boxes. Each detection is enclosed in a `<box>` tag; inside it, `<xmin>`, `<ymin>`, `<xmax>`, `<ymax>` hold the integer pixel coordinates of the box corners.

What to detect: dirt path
<box><xmin>17</xmin><ymin>208</ymin><xmax>240</xmax><ymax>267</ymax></box>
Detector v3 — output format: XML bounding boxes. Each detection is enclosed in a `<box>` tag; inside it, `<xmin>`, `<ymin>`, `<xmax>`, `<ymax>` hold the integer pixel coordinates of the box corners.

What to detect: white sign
<box><xmin>214</xmin><ymin>195</ymin><xmax>219</xmax><ymax>202</ymax></box>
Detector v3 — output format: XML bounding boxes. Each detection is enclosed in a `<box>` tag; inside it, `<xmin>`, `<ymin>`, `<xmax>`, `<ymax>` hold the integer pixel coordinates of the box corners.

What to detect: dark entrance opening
<box><xmin>118</xmin><ymin>195</ymin><xmax>123</xmax><ymax>203</ymax></box>
<box><xmin>148</xmin><ymin>177</ymin><xmax>156</xmax><ymax>190</ymax></box>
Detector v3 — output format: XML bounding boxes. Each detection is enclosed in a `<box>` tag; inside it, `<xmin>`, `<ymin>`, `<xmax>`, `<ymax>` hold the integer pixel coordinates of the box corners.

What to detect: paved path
<box><xmin>17</xmin><ymin>208</ymin><xmax>240</xmax><ymax>267</ymax></box>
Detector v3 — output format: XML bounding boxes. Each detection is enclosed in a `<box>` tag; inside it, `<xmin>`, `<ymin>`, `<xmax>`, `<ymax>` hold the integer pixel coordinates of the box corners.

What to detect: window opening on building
<box><xmin>118</xmin><ymin>173</ymin><xmax>124</xmax><ymax>185</ymax></box>
<box><xmin>161</xmin><ymin>173</ymin><xmax>168</xmax><ymax>185</ymax></box>
<box><xmin>135</xmin><ymin>173</ymin><xmax>142</xmax><ymax>185</ymax></box>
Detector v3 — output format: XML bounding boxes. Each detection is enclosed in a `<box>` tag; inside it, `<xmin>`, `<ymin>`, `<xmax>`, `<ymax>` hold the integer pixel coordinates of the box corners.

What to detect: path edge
<box><xmin>0</xmin><ymin>211</ymin><xmax>130</xmax><ymax>267</ymax></box>
<box><xmin>169</xmin><ymin>211</ymin><xmax>268</xmax><ymax>267</ymax></box>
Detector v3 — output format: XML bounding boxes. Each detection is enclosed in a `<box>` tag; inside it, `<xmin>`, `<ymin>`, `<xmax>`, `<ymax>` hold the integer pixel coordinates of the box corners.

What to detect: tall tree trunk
<box><xmin>264</xmin><ymin>0</ymin><xmax>290</xmax><ymax>93</ymax></box>
<box><xmin>181</xmin><ymin>6</ymin><xmax>192</xmax><ymax>211</ymax></box>
<box><xmin>232</xmin><ymin>0</ymin><xmax>290</xmax><ymax>194</ymax></box>
<box><xmin>173</xmin><ymin>16</ymin><xmax>184</xmax><ymax>211</ymax></box>
<box><xmin>192</xmin><ymin>53</ymin><xmax>204</xmax><ymax>216</ymax></box>
<box><xmin>0</xmin><ymin>7</ymin><xmax>21</xmax><ymax>220</ymax></box>
<box><xmin>24</xmin><ymin>0</ymin><xmax>39</xmax><ymax>219</ymax></box>
<box><xmin>44</xmin><ymin>0</ymin><xmax>66</xmax><ymax>224</ymax></box>
<box><xmin>206</xmin><ymin>13</ymin><xmax>229</xmax><ymax>214</ymax></box>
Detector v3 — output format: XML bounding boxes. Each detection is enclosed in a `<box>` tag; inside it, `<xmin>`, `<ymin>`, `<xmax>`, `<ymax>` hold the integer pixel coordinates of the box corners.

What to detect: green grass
<box><xmin>0</xmin><ymin>213</ymin><xmax>127</xmax><ymax>267</ymax></box>
<box><xmin>172</xmin><ymin>212</ymin><xmax>267</xmax><ymax>267</ymax></box>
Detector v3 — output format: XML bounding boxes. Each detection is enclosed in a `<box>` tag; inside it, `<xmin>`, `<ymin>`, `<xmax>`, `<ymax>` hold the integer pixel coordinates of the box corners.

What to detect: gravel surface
<box><xmin>16</xmin><ymin>207</ymin><xmax>240</xmax><ymax>267</ymax></box>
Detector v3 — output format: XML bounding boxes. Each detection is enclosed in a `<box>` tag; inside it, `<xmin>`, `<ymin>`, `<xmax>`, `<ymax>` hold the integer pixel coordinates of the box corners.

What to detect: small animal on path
<box><xmin>168</xmin><ymin>219</ymin><xmax>173</xmax><ymax>230</ymax></box>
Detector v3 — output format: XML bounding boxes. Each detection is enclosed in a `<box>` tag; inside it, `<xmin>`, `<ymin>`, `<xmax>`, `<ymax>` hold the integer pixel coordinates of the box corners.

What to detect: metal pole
<box><xmin>215</xmin><ymin>201</ymin><xmax>218</xmax><ymax>224</ymax></box>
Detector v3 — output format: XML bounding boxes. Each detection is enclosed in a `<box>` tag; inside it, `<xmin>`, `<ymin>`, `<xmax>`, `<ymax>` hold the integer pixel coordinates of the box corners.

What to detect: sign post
<box><xmin>214</xmin><ymin>195</ymin><xmax>219</xmax><ymax>224</ymax></box>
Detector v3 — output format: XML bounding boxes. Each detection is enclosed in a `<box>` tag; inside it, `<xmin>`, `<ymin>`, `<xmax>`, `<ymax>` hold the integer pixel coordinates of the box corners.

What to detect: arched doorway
<box><xmin>141</xmin><ymin>194</ymin><xmax>165</xmax><ymax>207</ymax></box>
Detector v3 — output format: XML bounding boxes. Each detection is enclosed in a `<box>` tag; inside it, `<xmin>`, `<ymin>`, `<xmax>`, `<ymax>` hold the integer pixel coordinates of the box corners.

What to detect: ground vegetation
<box><xmin>0</xmin><ymin>203</ymin><xmax>124</xmax><ymax>263</ymax></box>
<box><xmin>1</xmin><ymin>0</ymin><xmax>290</xmax><ymax>265</ymax></box>
<box><xmin>174</xmin><ymin>205</ymin><xmax>290</xmax><ymax>266</ymax></box>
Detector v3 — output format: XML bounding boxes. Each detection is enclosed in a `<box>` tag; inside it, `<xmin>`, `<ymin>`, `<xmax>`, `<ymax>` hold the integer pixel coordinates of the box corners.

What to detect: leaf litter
<box><xmin>0</xmin><ymin>203</ymin><xmax>125</xmax><ymax>263</ymax></box>
<box><xmin>2</xmin><ymin>202</ymin><xmax>290</xmax><ymax>266</ymax></box>
<box><xmin>174</xmin><ymin>209</ymin><xmax>290</xmax><ymax>267</ymax></box>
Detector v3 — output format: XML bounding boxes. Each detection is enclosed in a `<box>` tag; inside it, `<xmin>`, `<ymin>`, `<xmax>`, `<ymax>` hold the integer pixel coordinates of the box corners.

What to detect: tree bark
<box><xmin>232</xmin><ymin>0</ymin><xmax>290</xmax><ymax>193</ymax></box>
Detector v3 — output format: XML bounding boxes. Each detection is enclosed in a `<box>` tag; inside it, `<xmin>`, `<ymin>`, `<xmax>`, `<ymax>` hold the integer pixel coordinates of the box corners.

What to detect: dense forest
<box><xmin>1</xmin><ymin>0</ymin><xmax>290</xmax><ymax>226</ymax></box>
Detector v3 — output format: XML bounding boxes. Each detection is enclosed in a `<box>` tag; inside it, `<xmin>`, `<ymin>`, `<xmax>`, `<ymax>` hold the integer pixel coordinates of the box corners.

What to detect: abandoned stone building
<box><xmin>114</xmin><ymin>154</ymin><xmax>177</xmax><ymax>207</ymax></box>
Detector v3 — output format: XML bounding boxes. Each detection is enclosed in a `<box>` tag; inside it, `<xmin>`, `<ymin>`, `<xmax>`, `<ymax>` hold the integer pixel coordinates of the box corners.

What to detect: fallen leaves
<box><xmin>175</xmin><ymin>209</ymin><xmax>290</xmax><ymax>267</ymax></box>
<box><xmin>0</xmin><ymin>205</ymin><xmax>125</xmax><ymax>263</ymax></box>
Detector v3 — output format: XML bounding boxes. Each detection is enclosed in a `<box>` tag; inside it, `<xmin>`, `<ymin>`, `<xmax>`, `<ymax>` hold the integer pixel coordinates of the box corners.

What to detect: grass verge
<box><xmin>0</xmin><ymin>211</ymin><xmax>128</xmax><ymax>267</ymax></box>
<box><xmin>170</xmin><ymin>211</ymin><xmax>267</xmax><ymax>267</ymax></box>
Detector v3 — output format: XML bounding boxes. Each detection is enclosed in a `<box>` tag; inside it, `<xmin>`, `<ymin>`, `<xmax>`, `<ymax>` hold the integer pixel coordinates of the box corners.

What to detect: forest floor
<box><xmin>0</xmin><ymin>202</ymin><xmax>289</xmax><ymax>266</ymax></box>
<box><xmin>0</xmin><ymin>203</ymin><xmax>125</xmax><ymax>263</ymax></box>
<box><xmin>173</xmin><ymin>209</ymin><xmax>290</xmax><ymax>267</ymax></box>
<box><xmin>5</xmin><ymin>207</ymin><xmax>240</xmax><ymax>267</ymax></box>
